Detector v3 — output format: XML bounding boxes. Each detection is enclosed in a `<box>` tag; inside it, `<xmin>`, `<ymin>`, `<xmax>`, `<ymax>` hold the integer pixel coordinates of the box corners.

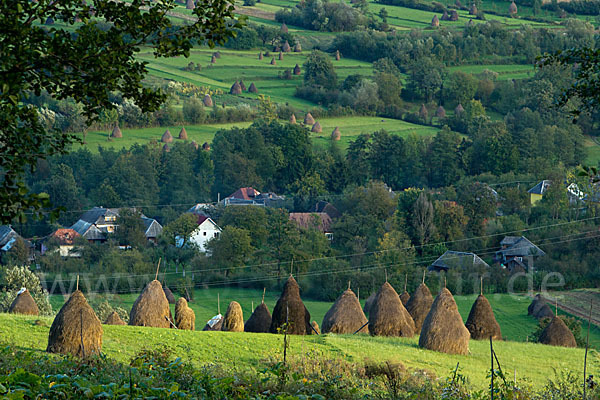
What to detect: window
<box><xmin>203</xmin><ymin>232</ymin><xmax>207</xmax><ymax>236</ymax></box>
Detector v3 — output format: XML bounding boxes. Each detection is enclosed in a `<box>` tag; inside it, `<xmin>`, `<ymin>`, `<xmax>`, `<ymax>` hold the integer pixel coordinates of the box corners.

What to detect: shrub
<box><xmin>0</xmin><ymin>266</ymin><xmax>53</xmax><ymax>315</ymax></box>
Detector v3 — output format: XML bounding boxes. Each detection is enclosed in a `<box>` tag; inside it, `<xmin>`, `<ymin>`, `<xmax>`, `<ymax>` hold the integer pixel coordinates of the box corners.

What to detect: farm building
<box><xmin>428</xmin><ymin>250</ymin><xmax>489</xmax><ymax>272</ymax></box>
<box><xmin>223</xmin><ymin>187</ymin><xmax>285</xmax><ymax>207</ymax></box>
<box><xmin>0</xmin><ymin>225</ymin><xmax>29</xmax><ymax>253</ymax></box>
<box><xmin>70</xmin><ymin>207</ymin><xmax>162</xmax><ymax>243</ymax></box>
<box><xmin>495</xmin><ymin>236</ymin><xmax>545</xmax><ymax>271</ymax></box>
<box><xmin>46</xmin><ymin>228</ymin><xmax>81</xmax><ymax>257</ymax></box>
<box><xmin>289</xmin><ymin>212</ymin><xmax>333</xmax><ymax>240</ymax></box>
<box><xmin>312</xmin><ymin>201</ymin><xmax>341</xmax><ymax>219</ymax></box>
<box><xmin>176</xmin><ymin>215</ymin><xmax>221</xmax><ymax>253</ymax></box>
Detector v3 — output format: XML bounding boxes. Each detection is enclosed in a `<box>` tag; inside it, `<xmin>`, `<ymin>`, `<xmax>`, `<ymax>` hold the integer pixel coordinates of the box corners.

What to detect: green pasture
<box><xmin>584</xmin><ymin>136</ymin><xmax>600</xmax><ymax>166</ymax></box>
<box><xmin>448</xmin><ymin>63</ymin><xmax>535</xmax><ymax>80</ymax></box>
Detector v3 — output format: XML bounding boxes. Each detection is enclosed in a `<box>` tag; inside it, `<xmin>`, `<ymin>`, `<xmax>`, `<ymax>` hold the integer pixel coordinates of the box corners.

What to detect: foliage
<box><xmin>531</xmin><ymin>316</ymin><xmax>585</xmax><ymax>347</ymax></box>
<box><xmin>0</xmin><ymin>266</ymin><xmax>52</xmax><ymax>315</ymax></box>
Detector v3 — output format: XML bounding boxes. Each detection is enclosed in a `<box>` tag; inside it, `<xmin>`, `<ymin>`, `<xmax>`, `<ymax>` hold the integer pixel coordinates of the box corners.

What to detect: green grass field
<box><xmin>584</xmin><ymin>136</ymin><xmax>600</xmax><ymax>166</ymax></box>
<box><xmin>448</xmin><ymin>64</ymin><xmax>535</xmax><ymax>80</ymax></box>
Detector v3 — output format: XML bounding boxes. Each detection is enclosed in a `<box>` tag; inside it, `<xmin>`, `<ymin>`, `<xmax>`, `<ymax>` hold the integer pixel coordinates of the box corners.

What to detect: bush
<box><xmin>0</xmin><ymin>266</ymin><xmax>53</xmax><ymax>315</ymax></box>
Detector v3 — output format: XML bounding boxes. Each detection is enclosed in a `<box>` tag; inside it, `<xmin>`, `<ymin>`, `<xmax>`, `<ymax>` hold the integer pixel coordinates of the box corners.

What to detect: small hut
<box><xmin>186</xmin><ymin>0</ymin><xmax>194</xmax><ymax>9</ymax></box>
<box><xmin>245</xmin><ymin>302</ymin><xmax>272</xmax><ymax>333</ymax></box>
<box><xmin>210</xmin><ymin>55</ymin><xmax>216</xmax><ymax>64</ymax></box>
<box><xmin>178</xmin><ymin>127</ymin><xmax>188</xmax><ymax>140</ymax></box>
<box><xmin>406</xmin><ymin>283</ymin><xmax>433</xmax><ymax>333</ymax></box>
<box><xmin>465</xmin><ymin>294</ymin><xmax>502</xmax><ymax>340</ymax></box>
<box><xmin>419</xmin><ymin>288</ymin><xmax>470</xmax><ymax>355</ymax></box>
<box><xmin>161</xmin><ymin>129</ymin><xmax>173</xmax><ymax>143</ymax></box>
<box><xmin>311</xmin><ymin>121</ymin><xmax>322</xmax><ymax>133</ymax></box>
<box><xmin>47</xmin><ymin>290</ymin><xmax>103</xmax><ymax>357</ymax></box>
<box><xmin>469</xmin><ymin>3</ymin><xmax>477</xmax><ymax>15</ymax></box>
<box><xmin>111</xmin><ymin>125</ymin><xmax>122</xmax><ymax>138</ymax></box>
<box><xmin>290</xmin><ymin>114</ymin><xmax>297</xmax><ymax>124</ymax></box>
<box><xmin>368</xmin><ymin>282</ymin><xmax>415</xmax><ymax>337</ymax></box>
<box><xmin>363</xmin><ymin>292</ymin><xmax>376</xmax><ymax>316</ymax></box>
<box><xmin>9</xmin><ymin>289</ymin><xmax>39</xmax><ymax>315</ymax></box>
<box><xmin>509</xmin><ymin>1</ymin><xmax>517</xmax><ymax>15</ymax></box>
<box><xmin>248</xmin><ymin>82</ymin><xmax>258</xmax><ymax>93</ymax></box>
<box><xmin>230</xmin><ymin>81</ymin><xmax>242</xmax><ymax>95</ymax></box>
<box><xmin>450</xmin><ymin>10</ymin><xmax>459</xmax><ymax>20</ymax></box>
<box><xmin>270</xmin><ymin>57</ymin><xmax>276</xmax><ymax>65</ymax></box>
<box><xmin>270</xmin><ymin>276</ymin><xmax>312</xmax><ymax>335</ymax></box>
<box><xmin>431</xmin><ymin>15</ymin><xmax>440</xmax><ymax>27</ymax></box>
<box><xmin>294</xmin><ymin>43</ymin><xmax>302</xmax><ymax>52</ymax></box>
<box><xmin>259</xmin><ymin>52</ymin><xmax>264</xmax><ymax>60</ymax></box>
<box><xmin>175</xmin><ymin>298</ymin><xmax>196</xmax><ymax>331</ymax></box>
<box><xmin>282</xmin><ymin>41</ymin><xmax>291</xmax><ymax>52</ymax></box>
<box><xmin>203</xmin><ymin>94</ymin><xmax>213</xmax><ymax>107</ymax></box>
<box><xmin>293</xmin><ymin>64</ymin><xmax>301</xmax><ymax>75</ymax></box>
<box><xmin>280</xmin><ymin>22</ymin><xmax>288</xmax><ymax>33</ymax></box>
<box><xmin>419</xmin><ymin>104</ymin><xmax>428</xmax><ymax>120</ymax></box>
<box><xmin>435</xmin><ymin>105</ymin><xmax>446</xmax><ymax>119</ymax></box>
<box><xmin>222</xmin><ymin>301</ymin><xmax>244</xmax><ymax>332</ymax></box>
<box><xmin>539</xmin><ymin>316</ymin><xmax>577</xmax><ymax>347</ymax></box>
<box><xmin>311</xmin><ymin>321</ymin><xmax>320</xmax><ymax>334</ymax></box>
<box><xmin>163</xmin><ymin>286</ymin><xmax>176</xmax><ymax>304</ymax></box>
<box><xmin>202</xmin><ymin>314</ymin><xmax>223</xmax><ymax>331</ymax></box>
<box><xmin>104</xmin><ymin>311</ymin><xmax>126</xmax><ymax>325</ymax></box>
<box><xmin>304</xmin><ymin>112</ymin><xmax>315</xmax><ymax>125</ymax></box>
<box><xmin>239</xmin><ymin>80</ymin><xmax>247</xmax><ymax>91</ymax></box>
<box><xmin>455</xmin><ymin>103</ymin><xmax>465</xmax><ymax>114</ymax></box>
<box><xmin>441</xmin><ymin>10</ymin><xmax>450</xmax><ymax>20</ymax></box>
<box><xmin>335</xmin><ymin>50</ymin><xmax>341</xmax><ymax>61</ymax></box>
<box><xmin>202</xmin><ymin>142</ymin><xmax>211</xmax><ymax>151</ymax></box>
<box><xmin>129</xmin><ymin>280</ymin><xmax>172</xmax><ymax>328</ymax></box>
<box><xmin>331</xmin><ymin>126</ymin><xmax>341</xmax><ymax>141</ymax></box>
<box><xmin>322</xmin><ymin>288</ymin><xmax>368</xmax><ymax>334</ymax></box>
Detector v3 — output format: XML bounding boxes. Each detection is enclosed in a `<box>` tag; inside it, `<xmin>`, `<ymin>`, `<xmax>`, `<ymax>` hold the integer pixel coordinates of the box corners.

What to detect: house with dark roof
<box><xmin>223</xmin><ymin>187</ymin><xmax>285</xmax><ymax>206</ymax></box>
<box><xmin>70</xmin><ymin>207</ymin><xmax>162</xmax><ymax>243</ymax></box>
<box><xmin>528</xmin><ymin>180</ymin><xmax>551</xmax><ymax>205</ymax></box>
<box><xmin>289</xmin><ymin>212</ymin><xmax>333</xmax><ymax>240</ymax></box>
<box><xmin>176</xmin><ymin>215</ymin><xmax>221</xmax><ymax>252</ymax></box>
<box><xmin>428</xmin><ymin>250</ymin><xmax>490</xmax><ymax>272</ymax></box>
<box><xmin>0</xmin><ymin>225</ymin><xmax>26</xmax><ymax>252</ymax></box>
<box><xmin>495</xmin><ymin>236</ymin><xmax>545</xmax><ymax>271</ymax></box>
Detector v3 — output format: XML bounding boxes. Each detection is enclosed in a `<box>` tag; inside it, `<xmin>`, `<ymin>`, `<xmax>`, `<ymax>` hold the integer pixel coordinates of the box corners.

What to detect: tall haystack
<box><xmin>465</xmin><ymin>294</ymin><xmax>502</xmax><ymax>340</ymax></box>
<box><xmin>304</xmin><ymin>112</ymin><xmax>315</xmax><ymax>125</ymax></box>
<box><xmin>435</xmin><ymin>105</ymin><xmax>446</xmax><ymax>118</ymax></box>
<box><xmin>282</xmin><ymin>41</ymin><xmax>291</xmax><ymax>52</ymax></box>
<box><xmin>311</xmin><ymin>321</ymin><xmax>320</xmax><ymax>334</ymax></box>
<box><xmin>539</xmin><ymin>316</ymin><xmax>576</xmax><ymax>347</ymax></box>
<box><xmin>400</xmin><ymin>291</ymin><xmax>410</xmax><ymax>305</ymax></box>
<box><xmin>47</xmin><ymin>290</ymin><xmax>103</xmax><ymax>357</ymax></box>
<box><xmin>245</xmin><ymin>302</ymin><xmax>272</xmax><ymax>333</ymax></box>
<box><xmin>248</xmin><ymin>82</ymin><xmax>258</xmax><ymax>93</ymax></box>
<box><xmin>406</xmin><ymin>283</ymin><xmax>433</xmax><ymax>333</ymax></box>
<box><xmin>111</xmin><ymin>125</ymin><xmax>122</xmax><ymax>138</ymax></box>
<box><xmin>270</xmin><ymin>276</ymin><xmax>312</xmax><ymax>335</ymax></box>
<box><xmin>311</xmin><ymin>121</ymin><xmax>322</xmax><ymax>133</ymax></box>
<box><xmin>203</xmin><ymin>94</ymin><xmax>213</xmax><ymax>107</ymax></box>
<box><xmin>210</xmin><ymin>55</ymin><xmax>216</xmax><ymax>64</ymax></box>
<box><xmin>441</xmin><ymin>10</ymin><xmax>449</xmax><ymax>20</ymax></box>
<box><xmin>178</xmin><ymin>126</ymin><xmax>188</xmax><ymax>140</ymax></box>
<box><xmin>368</xmin><ymin>282</ymin><xmax>415</xmax><ymax>337</ymax></box>
<box><xmin>104</xmin><ymin>311</ymin><xmax>126</xmax><ymax>325</ymax></box>
<box><xmin>203</xmin><ymin>314</ymin><xmax>223</xmax><ymax>331</ymax></box>
<box><xmin>290</xmin><ymin>114</ymin><xmax>297</xmax><ymax>124</ymax></box>
<box><xmin>9</xmin><ymin>289</ymin><xmax>39</xmax><ymax>315</ymax></box>
<box><xmin>280</xmin><ymin>22</ymin><xmax>288</xmax><ymax>33</ymax></box>
<box><xmin>509</xmin><ymin>1</ymin><xmax>517</xmax><ymax>14</ymax></box>
<box><xmin>322</xmin><ymin>289</ymin><xmax>368</xmax><ymax>334</ymax></box>
<box><xmin>450</xmin><ymin>10</ymin><xmax>459</xmax><ymax>20</ymax></box>
<box><xmin>186</xmin><ymin>0</ymin><xmax>194</xmax><ymax>9</ymax></box>
<box><xmin>259</xmin><ymin>52</ymin><xmax>264</xmax><ymax>60</ymax></box>
<box><xmin>528</xmin><ymin>294</ymin><xmax>543</xmax><ymax>315</ymax></box>
<box><xmin>293</xmin><ymin>64</ymin><xmax>301</xmax><ymax>75</ymax></box>
<box><xmin>213</xmin><ymin>51</ymin><xmax>221</xmax><ymax>59</ymax></box>
<box><xmin>279</xmin><ymin>51</ymin><xmax>284</xmax><ymax>60</ymax></box>
<box><xmin>455</xmin><ymin>103</ymin><xmax>465</xmax><ymax>114</ymax></box>
<box><xmin>331</xmin><ymin>126</ymin><xmax>341</xmax><ymax>141</ymax></box>
<box><xmin>230</xmin><ymin>81</ymin><xmax>242</xmax><ymax>95</ymax></box>
<box><xmin>469</xmin><ymin>3</ymin><xmax>477</xmax><ymax>14</ymax></box>
<box><xmin>536</xmin><ymin>303</ymin><xmax>554</xmax><ymax>319</ymax></box>
<box><xmin>294</xmin><ymin>43</ymin><xmax>302</xmax><ymax>52</ymax></box>
<box><xmin>363</xmin><ymin>292</ymin><xmax>376</xmax><ymax>316</ymax></box>
<box><xmin>161</xmin><ymin>129</ymin><xmax>173</xmax><ymax>143</ymax></box>
<box><xmin>222</xmin><ymin>301</ymin><xmax>244</xmax><ymax>332</ymax></box>
<box><xmin>431</xmin><ymin>15</ymin><xmax>440</xmax><ymax>27</ymax></box>
<box><xmin>270</xmin><ymin>57</ymin><xmax>276</xmax><ymax>65</ymax></box>
<box><xmin>419</xmin><ymin>288</ymin><xmax>469</xmax><ymax>355</ymax></box>
<box><xmin>239</xmin><ymin>80</ymin><xmax>247</xmax><ymax>91</ymax></box>
<box><xmin>335</xmin><ymin>50</ymin><xmax>341</xmax><ymax>61</ymax></box>
<box><xmin>175</xmin><ymin>297</ymin><xmax>195</xmax><ymax>331</ymax></box>
<box><xmin>419</xmin><ymin>104</ymin><xmax>428</xmax><ymax>120</ymax></box>
<box><xmin>129</xmin><ymin>280</ymin><xmax>172</xmax><ymax>328</ymax></box>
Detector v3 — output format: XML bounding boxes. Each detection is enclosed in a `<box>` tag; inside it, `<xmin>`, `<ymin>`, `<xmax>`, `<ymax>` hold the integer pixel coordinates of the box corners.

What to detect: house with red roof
<box><xmin>223</xmin><ymin>187</ymin><xmax>285</xmax><ymax>207</ymax></box>
<box><xmin>48</xmin><ymin>228</ymin><xmax>81</xmax><ymax>257</ymax></box>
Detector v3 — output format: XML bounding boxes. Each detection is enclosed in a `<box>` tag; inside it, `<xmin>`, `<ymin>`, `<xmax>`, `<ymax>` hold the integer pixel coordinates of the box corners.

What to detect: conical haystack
<box><xmin>311</xmin><ymin>121</ymin><xmax>322</xmax><ymax>133</ymax></box>
<box><xmin>294</xmin><ymin>43</ymin><xmax>302</xmax><ymax>52</ymax></box>
<box><xmin>335</xmin><ymin>50</ymin><xmax>341</xmax><ymax>61</ymax></box>
<box><xmin>311</xmin><ymin>321</ymin><xmax>320</xmax><ymax>334</ymax></box>
<box><xmin>528</xmin><ymin>294</ymin><xmax>547</xmax><ymax>316</ymax></box>
<box><xmin>369</xmin><ymin>282</ymin><xmax>415</xmax><ymax>337</ymax></box>
<box><xmin>282</xmin><ymin>41</ymin><xmax>291</xmax><ymax>52</ymax></box>
<box><xmin>278</xmin><ymin>51</ymin><xmax>283</xmax><ymax>61</ymax></box>
<box><xmin>450</xmin><ymin>10</ymin><xmax>459</xmax><ymax>20</ymax></box>
<box><xmin>222</xmin><ymin>301</ymin><xmax>244</xmax><ymax>332</ymax></box>
<box><xmin>9</xmin><ymin>289</ymin><xmax>39</xmax><ymax>315</ymax></box>
<box><xmin>203</xmin><ymin>94</ymin><xmax>213</xmax><ymax>107</ymax></box>
<box><xmin>363</xmin><ymin>292</ymin><xmax>376</xmax><ymax>315</ymax></box>
<box><xmin>509</xmin><ymin>1</ymin><xmax>517</xmax><ymax>14</ymax></box>
<box><xmin>331</xmin><ymin>126</ymin><xmax>341</xmax><ymax>141</ymax></box>
<box><xmin>465</xmin><ymin>294</ymin><xmax>502</xmax><ymax>340</ymax></box>
<box><xmin>111</xmin><ymin>125</ymin><xmax>122</xmax><ymax>138</ymax></box>
<box><xmin>280</xmin><ymin>22</ymin><xmax>288</xmax><ymax>33</ymax></box>
<box><xmin>161</xmin><ymin>129</ymin><xmax>173</xmax><ymax>143</ymax></box>
<box><xmin>290</xmin><ymin>114</ymin><xmax>297</xmax><ymax>124</ymax></box>
<box><xmin>406</xmin><ymin>283</ymin><xmax>433</xmax><ymax>333</ymax></box>
<box><xmin>191</xmin><ymin>140</ymin><xmax>199</xmax><ymax>150</ymax></box>
<box><xmin>455</xmin><ymin>103</ymin><xmax>464</xmax><ymax>114</ymax></box>
<box><xmin>304</xmin><ymin>112</ymin><xmax>315</xmax><ymax>125</ymax></box>
<box><xmin>441</xmin><ymin>10</ymin><xmax>449</xmax><ymax>20</ymax></box>
<box><xmin>293</xmin><ymin>64</ymin><xmax>301</xmax><ymax>75</ymax></box>
<box><xmin>178</xmin><ymin>127</ymin><xmax>188</xmax><ymax>140</ymax></box>
<box><xmin>239</xmin><ymin>80</ymin><xmax>247</xmax><ymax>91</ymax></box>
<box><xmin>230</xmin><ymin>81</ymin><xmax>242</xmax><ymax>95</ymax></box>
<box><xmin>211</xmin><ymin>55</ymin><xmax>216</xmax><ymax>64</ymax></box>
<box><xmin>419</xmin><ymin>104</ymin><xmax>428</xmax><ymax>120</ymax></box>
<box><xmin>400</xmin><ymin>291</ymin><xmax>410</xmax><ymax>306</ymax></box>
<box><xmin>129</xmin><ymin>280</ymin><xmax>172</xmax><ymax>328</ymax></box>
<box><xmin>539</xmin><ymin>316</ymin><xmax>576</xmax><ymax>347</ymax></box>
<box><xmin>104</xmin><ymin>311</ymin><xmax>126</xmax><ymax>325</ymax></box>
<box><xmin>419</xmin><ymin>288</ymin><xmax>469</xmax><ymax>354</ymax></box>
<box><xmin>435</xmin><ymin>105</ymin><xmax>446</xmax><ymax>118</ymax></box>
<box><xmin>322</xmin><ymin>289</ymin><xmax>368</xmax><ymax>334</ymax></box>
<box><xmin>270</xmin><ymin>57</ymin><xmax>276</xmax><ymax>65</ymax></box>
<box><xmin>536</xmin><ymin>303</ymin><xmax>554</xmax><ymax>319</ymax></box>
<box><xmin>469</xmin><ymin>3</ymin><xmax>477</xmax><ymax>14</ymax></box>
<box><xmin>162</xmin><ymin>143</ymin><xmax>170</xmax><ymax>152</ymax></box>
<box><xmin>259</xmin><ymin>52</ymin><xmax>263</xmax><ymax>60</ymax></box>
<box><xmin>47</xmin><ymin>290</ymin><xmax>103</xmax><ymax>357</ymax></box>
<box><xmin>248</xmin><ymin>82</ymin><xmax>258</xmax><ymax>93</ymax></box>
<box><xmin>270</xmin><ymin>276</ymin><xmax>312</xmax><ymax>335</ymax></box>
<box><xmin>175</xmin><ymin>297</ymin><xmax>195</xmax><ymax>330</ymax></box>
<box><xmin>186</xmin><ymin>0</ymin><xmax>194</xmax><ymax>9</ymax></box>
<box><xmin>431</xmin><ymin>15</ymin><xmax>440</xmax><ymax>27</ymax></box>
<box><xmin>245</xmin><ymin>302</ymin><xmax>272</xmax><ymax>333</ymax></box>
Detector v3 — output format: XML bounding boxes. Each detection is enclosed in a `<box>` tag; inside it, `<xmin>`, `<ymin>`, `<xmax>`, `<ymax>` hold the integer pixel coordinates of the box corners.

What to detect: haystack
<box><xmin>230</xmin><ymin>81</ymin><xmax>242</xmax><ymax>95</ymax></box>
<box><xmin>270</xmin><ymin>57</ymin><xmax>276</xmax><ymax>65</ymax></box>
<box><xmin>293</xmin><ymin>64</ymin><xmax>301</xmax><ymax>75</ymax></box>
<box><xmin>47</xmin><ymin>290</ymin><xmax>103</xmax><ymax>357</ymax></box>
<box><xmin>202</xmin><ymin>142</ymin><xmax>211</xmax><ymax>151</ymax></box>
<box><xmin>304</xmin><ymin>112</ymin><xmax>315</xmax><ymax>125</ymax></box>
<box><xmin>331</xmin><ymin>126</ymin><xmax>341</xmax><ymax>141</ymax></box>
<box><xmin>203</xmin><ymin>314</ymin><xmax>223</xmax><ymax>331</ymax></box>
<box><xmin>406</xmin><ymin>283</ymin><xmax>433</xmax><ymax>333</ymax></box>
<box><xmin>335</xmin><ymin>50</ymin><xmax>341</xmax><ymax>61</ymax></box>
<box><xmin>279</xmin><ymin>51</ymin><xmax>284</xmax><ymax>60</ymax></box>
<box><xmin>161</xmin><ymin>129</ymin><xmax>173</xmax><ymax>143</ymax></box>
<box><xmin>400</xmin><ymin>291</ymin><xmax>410</xmax><ymax>306</ymax></box>
<box><xmin>104</xmin><ymin>311</ymin><xmax>126</xmax><ymax>325</ymax></box>
<box><xmin>178</xmin><ymin>127</ymin><xmax>188</xmax><ymax>140</ymax></box>
<box><xmin>294</xmin><ymin>43</ymin><xmax>302</xmax><ymax>52</ymax></box>
<box><xmin>259</xmin><ymin>52</ymin><xmax>263</xmax><ymax>60</ymax></box>
<box><xmin>270</xmin><ymin>276</ymin><xmax>312</xmax><ymax>335</ymax></box>
<box><xmin>431</xmin><ymin>15</ymin><xmax>440</xmax><ymax>27</ymax></box>
<box><xmin>435</xmin><ymin>105</ymin><xmax>446</xmax><ymax>118</ymax></box>
<box><xmin>222</xmin><ymin>301</ymin><xmax>244</xmax><ymax>332</ymax></box>
<box><xmin>539</xmin><ymin>316</ymin><xmax>576</xmax><ymax>347</ymax></box>
<box><xmin>455</xmin><ymin>103</ymin><xmax>464</xmax><ymax>114</ymax></box>
<box><xmin>162</xmin><ymin>143</ymin><xmax>170</xmax><ymax>152</ymax></box>
<box><xmin>419</xmin><ymin>104</ymin><xmax>428</xmax><ymax>120</ymax></box>
<box><xmin>111</xmin><ymin>125</ymin><xmax>122</xmax><ymax>138</ymax></box>
<box><xmin>311</xmin><ymin>321</ymin><xmax>320</xmax><ymax>334</ymax></box>
<box><xmin>465</xmin><ymin>294</ymin><xmax>502</xmax><ymax>340</ymax></box>
<box><xmin>441</xmin><ymin>10</ymin><xmax>449</xmax><ymax>20</ymax></box>
<box><xmin>469</xmin><ymin>3</ymin><xmax>477</xmax><ymax>14</ymax></box>
<box><xmin>290</xmin><ymin>113</ymin><xmax>297</xmax><ymax>124</ymax></box>
<box><xmin>175</xmin><ymin>297</ymin><xmax>195</xmax><ymax>330</ymax></box>
<box><xmin>211</xmin><ymin>55</ymin><xmax>216</xmax><ymax>64</ymax></box>
<box><xmin>509</xmin><ymin>1</ymin><xmax>517</xmax><ymax>14</ymax></box>
<box><xmin>248</xmin><ymin>82</ymin><xmax>258</xmax><ymax>93</ymax></box>
<box><xmin>203</xmin><ymin>94</ymin><xmax>213</xmax><ymax>107</ymax></box>
<box><xmin>282</xmin><ymin>41</ymin><xmax>291</xmax><ymax>52</ymax></box>
<box><xmin>368</xmin><ymin>282</ymin><xmax>415</xmax><ymax>337</ymax></box>
<box><xmin>419</xmin><ymin>288</ymin><xmax>469</xmax><ymax>355</ymax></box>
<box><xmin>311</xmin><ymin>121</ymin><xmax>322</xmax><ymax>133</ymax></box>
<box><xmin>363</xmin><ymin>292</ymin><xmax>376</xmax><ymax>315</ymax></box>
<box><xmin>9</xmin><ymin>289</ymin><xmax>39</xmax><ymax>315</ymax></box>
<box><xmin>213</xmin><ymin>51</ymin><xmax>221</xmax><ymax>59</ymax></box>
<box><xmin>129</xmin><ymin>280</ymin><xmax>172</xmax><ymax>328</ymax></box>
<box><xmin>536</xmin><ymin>303</ymin><xmax>554</xmax><ymax>319</ymax></box>
<box><xmin>186</xmin><ymin>0</ymin><xmax>194</xmax><ymax>9</ymax></box>
<box><xmin>239</xmin><ymin>80</ymin><xmax>247</xmax><ymax>91</ymax></box>
<box><xmin>450</xmin><ymin>10</ymin><xmax>459</xmax><ymax>20</ymax></box>
<box><xmin>280</xmin><ymin>22</ymin><xmax>288</xmax><ymax>33</ymax></box>
<box><xmin>528</xmin><ymin>294</ymin><xmax>543</xmax><ymax>315</ymax></box>
<box><xmin>322</xmin><ymin>289</ymin><xmax>368</xmax><ymax>334</ymax></box>
<box><xmin>245</xmin><ymin>302</ymin><xmax>272</xmax><ymax>333</ymax></box>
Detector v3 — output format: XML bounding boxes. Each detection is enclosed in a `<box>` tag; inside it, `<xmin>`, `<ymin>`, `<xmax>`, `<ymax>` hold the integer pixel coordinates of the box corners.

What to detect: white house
<box><xmin>176</xmin><ymin>216</ymin><xmax>221</xmax><ymax>253</ymax></box>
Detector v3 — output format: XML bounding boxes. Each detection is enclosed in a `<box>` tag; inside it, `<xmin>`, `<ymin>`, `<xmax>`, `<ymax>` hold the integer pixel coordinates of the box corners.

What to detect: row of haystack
<box><xmin>528</xmin><ymin>295</ymin><xmax>576</xmax><ymax>347</ymax></box>
<box><xmin>158</xmin><ymin>128</ymin><xmax>188</xmax><ymax>143</ymax></box>
<box><xmin>230</xmin><ymin>81</ymin><xmax>258</xmax><ymax>95</ymax></box>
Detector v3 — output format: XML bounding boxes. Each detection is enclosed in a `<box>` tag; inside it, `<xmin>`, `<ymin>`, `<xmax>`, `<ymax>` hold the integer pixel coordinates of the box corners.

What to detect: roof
<box><xmin>0</xmin><ymin>225</ymin><xmax>21</xmax><ymax>251</ymax></box>
<box><xmin>429</xmin><ymin>251</ymin><xmax>490</xmax><ymax>272</ymax></box>
<box><xmin>142</xmin><ymin>217</ymin><xmax>163</xmax><ymax>238</ymax></box>
<box><xmin>500</xmin><ymin>236</ymin><xmax>521</xmax><ymax>246</ymax></box>
<box><xmin>289</xmin><ymin>212</ymin><xmax>332</xmax><ymax>233</ymax></box>
<box><xmin>187</xmin><ymin>203</ymin><xmax>211</xmax><ymax>215</ymax></box>
<box><xmin>51</xmin><ymin>229</ymin><xmax>81</xmax><ymax>245</ymax></box>
<box><xmin>227</xmin><ymin>187</ymin><xmax>261</xmax><ymax>201</ymax></box>
<box><xmin>497</xmin><ymin>236</ymin><xmax>545</xmax><ymax>258</ymax></box>
<box><xmin>78</xmin><ymin>207</ymin><xmax>120</xmax><ymax>225</ymax></box>
<box><xmin>196</xmin><ymin>216</ymin><xmax>222</xmax><ymax>231</ymax></box>
<box><xmin>312</xmin><ymin>201</ymin><xmax>341</xmax><ymax>219</ymax></box>
<box><xmin>528</xmin><ymin>180</ymin><xmax>551</xmax><ymax>195</ymax></box>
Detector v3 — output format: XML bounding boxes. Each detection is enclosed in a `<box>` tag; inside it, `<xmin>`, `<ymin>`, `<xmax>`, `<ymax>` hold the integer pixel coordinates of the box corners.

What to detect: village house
<box><xmin>495</xmin><ymin>236</ymin><xmax>545</xmax><ymax>271</ymax></box>
<box><xmin>527</xmin><ymin>180</ymin><xmax>585</xmax><ymax>205</ymax></box>
<box><xmin>0</xmin><ymin>225</ymin><xmax>33</xmax><ymax>261</ymax></box>
<box><xmin>428</xmin><ymin>250</ymin><xmax>490</xmax><ymax>272</ymax></box>
<box><xmin>176</xmin><ymin>215</ymin><xmax>222</xmax><ymax>253</ymax></box>
<box><xmin>47</xmin><ymin>228</ymin><xmax>81</xmax><ymax>257</ymax></box>
<box><xmin>223</xmin><ymin>187</ymin><xmax>285</xmax><ymax>207</ymax></box>
<box><xmin>289</xmin><ymin>212</ymin><xmax>333</xmax><ymax>240</ymax></box>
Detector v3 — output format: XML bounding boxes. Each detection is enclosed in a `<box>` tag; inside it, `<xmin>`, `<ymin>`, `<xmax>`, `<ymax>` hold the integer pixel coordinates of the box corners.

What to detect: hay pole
<box><xmin>480</xmin><ymin>276</ymin><xmax>483</xmax><ymax>295</ymax></box>
<box><xmin>422</xmin><ymin>269</ymin><xmax>426</xmax><ymax>284</ymax></box>
<box><xmin>262</xmin><ymin>287</ymin><xmax>266</xmax><ymax>304</ymax></box>
<box><xmin>353</xmin><ymin>321</ymin><xmax>368</xmax><ymax>334</ymax></box>
<box><xmin>310</xmin><ymin>322</ymin><xmax>320</xmax><ymax>335</ymax></box>
<box><xmin>584</xmin><ymin>299</ymin><xmax>593</xmax><ymax>400</ymax></box>
<box><xmin>404</xmin><ymin>274</ymin><xmax>408</xmax><ymax>292</ymax></box>
<box><xmin>155</xmin><ymin>257</ymin><xmax>162</xmax><ymax>281</ymax></box>
<box><xmin>76</xmin><ymin>275</ymin><xmax>79</xmax><ymax>291</ymax></box>
<box><xmin>217</xmin><ymin>293</ymin><xmax>220</xmax><ymax>315</ymax></box>
<box><xmin>490</xmin><ymin>336</ymin><xmax>494</xmax><ymax>400</ymax></box>
<box><xmin>165</xmin><ymin>316</ymin><xmax>178</xmax><ymax>329</ymax></box>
